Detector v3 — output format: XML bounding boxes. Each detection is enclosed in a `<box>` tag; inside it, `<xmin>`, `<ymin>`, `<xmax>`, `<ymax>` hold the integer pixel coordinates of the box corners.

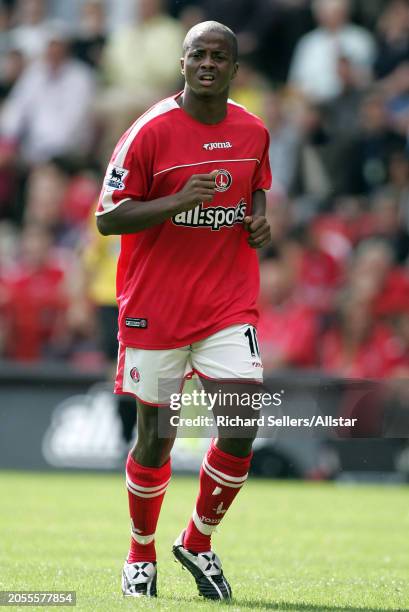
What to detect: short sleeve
<box><xmin>96</xmin><ymin>125</ymin><xmax>153</xmax><ymax>216</ymax></box>
<box><xmin>252</xmin><ymin>128</ymin><xmax>272</xmax><ymax>192</ymax></box>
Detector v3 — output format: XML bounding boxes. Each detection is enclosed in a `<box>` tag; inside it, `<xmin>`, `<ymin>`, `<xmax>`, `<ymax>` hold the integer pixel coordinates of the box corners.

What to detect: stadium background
<box><xmin>0</xmin><ymin>0</ymin><xmax>408</xmax><ymax>479</ymax></box>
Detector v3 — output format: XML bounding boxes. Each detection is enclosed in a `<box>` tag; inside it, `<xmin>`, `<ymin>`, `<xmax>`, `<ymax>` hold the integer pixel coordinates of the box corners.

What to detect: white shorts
<box><xmin>115</xmin><ymin>324</ymin><xmax>263</xmax><ymax>405</ymax></box>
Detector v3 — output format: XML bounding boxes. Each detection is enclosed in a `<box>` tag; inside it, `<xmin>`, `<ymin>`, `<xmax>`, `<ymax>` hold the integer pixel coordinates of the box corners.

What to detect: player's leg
<box><xmin>116</xmin><ymin>342</ymin><xmax>188</xmax><ymax>597</ymax></box>
<box><xmin>173</xmin><ymin>324</ymin><xmax>262</xmax><ymax>600</ymax></box>
<box><xmin>126</xmin><ymin>401</ymin><xmax>176</xmax><ymax>565</ymax></box>
<box><xmin>123</xmin><ymin>401</ymin><xmax>176</xmax><ymax>597</ymax></box>
<box><xmin>182</xmin><ymin>379</ymin><xmax>257</xmax><ymax>553</ymax></box>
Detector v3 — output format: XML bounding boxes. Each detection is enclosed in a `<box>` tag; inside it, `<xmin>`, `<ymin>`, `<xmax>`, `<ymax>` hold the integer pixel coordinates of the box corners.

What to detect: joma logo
<box><xmin>203</xmin><ymin>141</ymin><xmax>232</xmax><ymax>151</ymax></box>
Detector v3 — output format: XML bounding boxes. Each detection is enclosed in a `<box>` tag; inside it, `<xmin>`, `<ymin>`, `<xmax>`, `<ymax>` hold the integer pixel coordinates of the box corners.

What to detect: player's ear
<box><xmin>180</xmin><ymin>57</ymin><xmax>185</xmax><ymax>75</ymax></box>
<box><xmin>231</xmin><ymin>62</ymin><xmax>239</xmax><ymax>80</ymax></box>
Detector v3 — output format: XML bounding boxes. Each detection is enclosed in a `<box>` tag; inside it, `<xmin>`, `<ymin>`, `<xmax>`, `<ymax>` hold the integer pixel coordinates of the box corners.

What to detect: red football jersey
<box><xmin>96</xmin><ymin>94</ymin><xmax>272</xmax><ymax>349</ymax></box>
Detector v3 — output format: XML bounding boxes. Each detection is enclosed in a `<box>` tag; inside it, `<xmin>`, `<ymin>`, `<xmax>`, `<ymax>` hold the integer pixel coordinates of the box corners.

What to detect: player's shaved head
<box><xmin>183</xmin><ymin>21</ymin><xmax>238</xmax><ymax>62</ymax></box>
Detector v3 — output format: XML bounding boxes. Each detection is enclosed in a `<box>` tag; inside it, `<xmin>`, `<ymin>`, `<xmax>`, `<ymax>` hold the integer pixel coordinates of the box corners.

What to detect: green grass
<box><xmin>0</xmin><ymin>472</ymin><xmax>408</xmax><ymax>611</ymax></box>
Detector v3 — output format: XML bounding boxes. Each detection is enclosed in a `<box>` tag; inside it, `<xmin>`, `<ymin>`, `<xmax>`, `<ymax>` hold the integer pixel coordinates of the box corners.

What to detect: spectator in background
<box><xmin>257</xmin><ymin>255</ymin><xmax>319</xmax><ymax>371</ymax></box>
<box><xmin>177</xmin><ymin>3</ymin><xmax>206</xmax><ymax>33</ymax></box>
<box><xmin>23</xmin><ymin>161</ymin><xmax>68</xmax><ymax>236</ymax></box>
<box><xmin>346</xmin><ymin>91</ymin><xmax>406</xmax><ymax>194</ymax></box>
<box><xmin>263</xmin><ymin>90</ymin><xmax>299</xmax><ymax>196</ymax></box>
<box><xmin>229</xmin><ymin>60</ymin><xmax>270</xmax><ymax>119</ymax></box>
<box><xmin>177</xmin><ymin>0</ymin><xmax>313</xmax><ymax>82</ymax></box>
<box><xmin>320</xmin><ymin>289</ymin><xmax>404</xmax><ymax>378</ymax></box>
<box><xmin>9</xmin><ymin>0</ymin><xmax>55</xmax><ymax>61</ymax></box>
<box><xmin>2</xmin><ymin>223</ymin><xmax>70</xmax><ymax>361</ymax></box>
<box><xmin>19</xmin><ymin>158</ymin><xmax>100</xmax><ymax>248</ymax></box>
<box><xmin>104</xmin><ymin>0</ymin><xmax>138</xmax><ymax>32</ymax></box>
<box><xmin>193</xmin><ymin>0</ymin><xmax>279</xmax><ymax>68</ymax></box>
<box><xmin>0</xmin><ymin>24</ymin><xmax>96</xmax><ymax>164</ymax></box>
<box><xmin>0</xmin><ymin>47</ymin><xmax>24</xmax><ymax>101</ymax></box>
<box><xmin>284</xmin><ymin>224</ymin><xmax>342</xmax><ymax>314</ymax></box>
<box><xmin>381</xmin><ymin>62</ymin><xmax>409</xmax><ymax>139</ymax></box>
<box><xmin>264</xmin><ymin>192</ymin><xmax>293</xmax><ymax>249</ymax></box>
<box><xmin>97</xmin><ymin>0</ymin><xmax>183</xmax><ymax>155</ymax></box>
<box><xmin>347</xmin><ymin>239</ymin><xmax>409</xmax><ymax>320</ymax></box>
<box><xmin>289</xmin><ymin>99</ymin><xmax>333</xmax><ymax>220</ymax></box>
<box><xmin>0</xmin><ymin>1</ymin><xmax>13</xmax><ymax>64</ymax></box>
<box><xmin>0</xmin><ymin>45</ymin><xmax>24</xmax><ymax>222</ymax></box>
<box><xmin>47</xmin><ymin>0</ymin><xmax>137</xmax><ymax>32</ymax></box>
<box><xmin>349</xmin><ymin>0</ymin><xmax>389</xmax><ymax>31</ymax></box>
<box><xmin>387</xmin><ymin>151</ymin><xmax>409</xmax><ymax>232</ymax></box>
<box><xmin>311</xmin><ymin>195</ymin><xmax>375</xmax><ymax>262</ymax></box>
<box><xmin>0</xmin><ymin>221</ymin><xmax>18</xmax><ymax>356</ymax></box>
<box><xmin>261</xmin><ymin>0</ymin><xmax>314</xmax><ymax>83</ymax></box>
<box><xmin>72</xmin><ymin>0</ymin><xmax>107</xmax><ymax>69</ymax></box>
<box><xmin>347</xmin><ymin>239</ymin><xmax>395</xmax><ymax>305</ymax></box>
<box><xmin>289</xmin><ymin>0</ymin><xmax>375</xmax><ymax>102</ymax></box>
<box><xmin>374</xmin><ymin>0</ymin><xmax>409</xmax><ymax>79</ymax></box>
<box><xmin>390</xmin><ymin>311</ymin><xmax>409</xmax><ymax>376</ymax></box>
<box><xmin>322</xmin><ymin>55</ymin><xmax>367</xmax><ymax>139</ymax></box>
<box><xmin>370</xmin><ymin>188</ymin><xmax>409</xmax><ymax>264</ymax></box>
<box><xmin>321</xmin><ymin>55</ymin><xmax>371</xmax><ymax>194</ymax></box>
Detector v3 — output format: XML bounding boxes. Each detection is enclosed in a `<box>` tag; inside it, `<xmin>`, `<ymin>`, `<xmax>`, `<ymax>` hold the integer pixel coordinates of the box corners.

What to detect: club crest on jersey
<box><xmin>130</xmin><ymin>367</ymin><xmax>140</xmax><ymax>383</ymax></box>
<box><xmin>214</xmin><ymin>169</ymin><xmax>232</xmax><ymax>192</ymax></box>
<box><xmin>172</xmin><ymin>198</ymin><xmax>246</xmax><ymax>231</ymax></box>
<box><xmin>104</xmin><ymin>164</ymin><xmax>128</xmax><ymax>191</ymax></box>
<box><xmin>203</xmin><ymin>141</ymin><xmax>232</xmax><ymax>151</ymax></box>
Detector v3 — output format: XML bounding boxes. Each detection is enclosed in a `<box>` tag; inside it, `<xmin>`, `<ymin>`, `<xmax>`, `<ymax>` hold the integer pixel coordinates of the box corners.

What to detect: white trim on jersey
<box><xmin>227</xmin><ymin>97</ymin><xmax>246</xmax><ymax>109</ymax></box>
<box><xmin>153</xmin><ymin>158</ymin><xmax>260</xmax><ymax>178</ymax></box>
<box><xmin>95</xmin><ymin>197</ymin><xmax>132</xmax><ymax>217</ymax></box>
<box><xmin>98</xmin><ymin>96</ymin><xmax>179</xmax><ymax>215</ymax></box>
<box><xmin>115</xmin><ymin>97</ymin><xmax>178</xmax><ymax>168</ymax></box>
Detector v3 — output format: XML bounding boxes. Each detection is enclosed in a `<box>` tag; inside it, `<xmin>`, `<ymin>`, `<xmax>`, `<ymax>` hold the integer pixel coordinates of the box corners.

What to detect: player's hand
<box><xmin>244</xmin><ymin>215</ymin><xmax>271</xmax><ymax>248</ymax></box>
<box><xmin>175</xmin><ymin>171</ymin><xmax>218</xmax><ymax>211</ymax></box>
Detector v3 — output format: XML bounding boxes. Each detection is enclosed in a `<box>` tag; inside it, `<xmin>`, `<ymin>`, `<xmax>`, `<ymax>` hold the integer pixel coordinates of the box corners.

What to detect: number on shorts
<box><xmin>244</xmin><ymin>326</ymin><xmax>260</xmax><ymax>358</ymax></box>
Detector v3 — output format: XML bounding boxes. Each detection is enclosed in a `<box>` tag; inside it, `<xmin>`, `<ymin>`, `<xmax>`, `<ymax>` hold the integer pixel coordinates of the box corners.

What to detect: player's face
<box><xmin>181</xmin><ymin>31</ymin><xmax>238</xmax><ymax>97</ymax></box>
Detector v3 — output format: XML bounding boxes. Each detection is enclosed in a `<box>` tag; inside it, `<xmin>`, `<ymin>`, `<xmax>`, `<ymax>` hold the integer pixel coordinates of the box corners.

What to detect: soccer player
<box><xmin>96</xmin><ymin>21</ymin><xmax>272</xmax><ymax>600</ymax></box>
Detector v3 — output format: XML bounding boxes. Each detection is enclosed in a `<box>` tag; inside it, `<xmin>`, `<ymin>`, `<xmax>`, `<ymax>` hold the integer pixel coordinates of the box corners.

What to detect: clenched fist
<box><xmin>244</xmin><ymin>215</ymin><xmax>271</xmax><ymax>248</ymax></box>
<box><xmin>175</xmin><ymin>170</ymin><xmax>218</xmax><ymax>212</ymax></box>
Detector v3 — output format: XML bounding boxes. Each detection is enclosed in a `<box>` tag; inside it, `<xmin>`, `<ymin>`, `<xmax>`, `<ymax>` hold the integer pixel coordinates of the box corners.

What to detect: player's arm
<box><xmin>244</xmin><ymin>190</ymin><xmax>271</xmax><ymax>248</ymax></box>
<box><xmin>96</xmin><ymin>172</ymin><xmax>217</xmax><ymax>235</ymax></box>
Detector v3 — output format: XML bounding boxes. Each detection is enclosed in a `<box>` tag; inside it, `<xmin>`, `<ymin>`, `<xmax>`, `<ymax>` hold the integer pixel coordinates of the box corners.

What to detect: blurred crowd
<box><xmin>0</xmin><ymin>0</ymin><xmax>408</xmax><ymax>381</ymax></box>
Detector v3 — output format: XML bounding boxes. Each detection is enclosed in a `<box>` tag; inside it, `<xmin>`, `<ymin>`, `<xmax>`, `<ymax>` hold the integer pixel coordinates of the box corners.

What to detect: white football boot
<box><xmin>121</xmin><ymin>560</ymin><xmax>157</xmax><ymax>597</ymax></box>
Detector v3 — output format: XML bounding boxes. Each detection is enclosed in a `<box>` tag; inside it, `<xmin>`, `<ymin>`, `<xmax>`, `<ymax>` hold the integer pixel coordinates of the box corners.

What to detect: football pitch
<box><xmin>0</xmin><ymin>472</ymin><xmax>408</xmax><ymax>612</ymax></box>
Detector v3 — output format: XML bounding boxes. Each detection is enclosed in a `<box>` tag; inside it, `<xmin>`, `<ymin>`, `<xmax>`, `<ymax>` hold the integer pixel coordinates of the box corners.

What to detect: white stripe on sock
<box><xmin>131</xmin><ymin>532</ymin><xmax>155</xmax><ymax>545</ymax></box>
<box><xmin>126</xmin><ymin>479</ymin><xmax>168</xmax><ymax>498</ymax></box>
<box><xmin>202</xmin><ymin>462</ymin><xmax>245</xmax><ymax>489</ymax></box>
<box><xmin>192</xmin><ymin>509</ymin><xmax>218</xmax><ymax>535</ymax></box>
<box><xmin>203</xmin><ymin>457</ymin><xmax>248</xmax><ymax>483</ymax></box>
<box><xmin>126</xmin><ymin>475</ymin><xmax>171</xmax><ymax>493</ymax></box>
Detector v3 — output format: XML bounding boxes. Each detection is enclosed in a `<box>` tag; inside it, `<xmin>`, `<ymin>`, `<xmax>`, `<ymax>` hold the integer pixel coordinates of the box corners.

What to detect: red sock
<box><xmin>126</xmin><ymin>453</ymin><xmax>171</xmax><ymax>563</ymax></box>
<box><xmin>184</xmin><ymin>440</ymin><xmax>252</xmax><ymax>553</ymax></box>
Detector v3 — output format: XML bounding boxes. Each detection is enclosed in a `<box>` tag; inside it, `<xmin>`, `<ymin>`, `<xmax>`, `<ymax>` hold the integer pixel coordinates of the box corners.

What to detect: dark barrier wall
<box><xmin>0</xmin><ymin>360</ymin><xmax>407</xmax><ymax>476</ymax></box>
